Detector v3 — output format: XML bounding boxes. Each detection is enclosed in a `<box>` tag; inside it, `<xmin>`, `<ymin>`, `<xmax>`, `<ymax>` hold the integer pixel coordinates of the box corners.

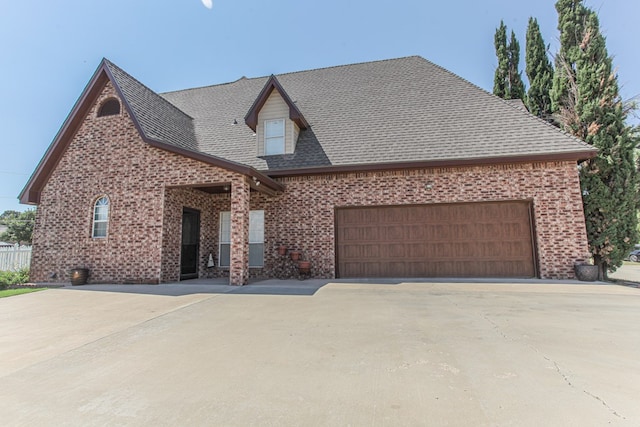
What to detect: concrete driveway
<box><xmin>1</xmin><ymin>281</ymin><xmax>639</xmax><ymax>426</ymax></box>
<box><xmin>610</xmin><ymin>262</ymin><xmax>640</xmax><ymax>284</ymax></box>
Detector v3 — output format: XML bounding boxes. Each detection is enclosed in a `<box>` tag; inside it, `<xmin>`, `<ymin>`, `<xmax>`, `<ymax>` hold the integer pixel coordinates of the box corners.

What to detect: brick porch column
<box><xmin>229</xmin><ymin>176</ymin><xmax>250</xmax><ymax>286</ymax></box>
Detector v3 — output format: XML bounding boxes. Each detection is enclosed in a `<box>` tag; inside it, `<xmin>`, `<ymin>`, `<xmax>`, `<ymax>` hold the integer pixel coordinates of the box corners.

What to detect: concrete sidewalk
<box><xmin>1</xmin><ymin>281</ymin><xmax>639</xmax><ymax>426</ymax></box>
<box><xmin>44</xmin><ymin>275</ymin><xmax>611</xmax><ymax>298</ymax></box>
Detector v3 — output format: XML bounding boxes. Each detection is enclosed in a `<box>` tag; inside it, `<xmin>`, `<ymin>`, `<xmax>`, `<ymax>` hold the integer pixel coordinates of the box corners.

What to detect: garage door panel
<box><xmin>407</xmin><ymin>224</ymin><xmax>426</xmax><ymax>240</ymax></box>
<box><xmin>407</xmin><ymin>243</ymin><xmax>426</xmax><ymax>258</ymax></box>
<box><xmin>381</xmin><ymin>225</ymin><xmax>405</xmax><ymax>241</ymax></box>
<box><xmin>387</xmin><ymin>244</ymin><xmax>407</xmax><ymax>258</ymax></box>
<box><xmin>379</xmin><ymin>207</ymin><xmax>405</xmax><ymax>223</ymax></box>
<box><xmin>336</xmin><ymin>201</ymin><xmax>535</xmax><ymax>278</ymax></box>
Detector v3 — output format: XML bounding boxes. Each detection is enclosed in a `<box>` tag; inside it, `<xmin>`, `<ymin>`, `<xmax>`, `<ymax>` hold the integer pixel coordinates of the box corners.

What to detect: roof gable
<box><xmin>103</xmin><ymin>60</ymin><xmax>197</xmax><ymax>151</ymax></box>
<box><xmin>20</xmin><ymin>59</ymin><xmax>282</xmax><ymax>204</ymax></box>
<box><xmin>244</xmin><ymin>75</ymin><xmax>309</xmax><ymax>132</ymax></box>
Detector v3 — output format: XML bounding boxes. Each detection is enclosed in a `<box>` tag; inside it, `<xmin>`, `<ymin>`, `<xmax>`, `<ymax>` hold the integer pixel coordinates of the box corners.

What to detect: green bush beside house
<box><xmin>0</xmin><ymin>268</ymin><xmax>30</xmax><ymax>289</ymax></box>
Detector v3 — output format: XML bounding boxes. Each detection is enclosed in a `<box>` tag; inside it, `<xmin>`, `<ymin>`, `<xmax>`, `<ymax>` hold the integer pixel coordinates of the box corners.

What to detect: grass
<box><xmin>0</xmin><ymin>288</ymin><xmax>46</xmax><ymax>298</ymax></box>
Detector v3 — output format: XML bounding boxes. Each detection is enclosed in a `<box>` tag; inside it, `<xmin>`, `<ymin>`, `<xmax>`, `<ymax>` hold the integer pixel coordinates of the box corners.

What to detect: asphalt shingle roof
<box><xmin>104</xmin><ymin>60</ymin><xmax>197</xmax><ymax>151</ymax></box>
<box><xmin>111</xmin><ymin>56</ymin><xmax>594</xmax><ymax>172</ymax></box>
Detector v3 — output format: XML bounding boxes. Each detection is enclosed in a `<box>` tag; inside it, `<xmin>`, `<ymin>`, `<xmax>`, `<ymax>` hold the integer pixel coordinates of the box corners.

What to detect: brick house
<box><xmin>20</xmin><ymin>56</ymin><xmax>595</xmax><ymax>285</ymax></box>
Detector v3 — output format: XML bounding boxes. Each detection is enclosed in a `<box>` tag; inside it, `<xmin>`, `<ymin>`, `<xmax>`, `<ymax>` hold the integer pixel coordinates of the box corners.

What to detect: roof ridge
<box><xmin>160</xmin><ymin>56</ymin><xmax>423</xmax><ymax>96</ymax></box>
<box><xmin>161</xmin><ymin>75</ymin><xmax>255</xmax><ymax>96</ymax></box>
<box><xmin>268</xmin><ymin>55</ymin><xmax>423</xmax><ymax>79</ymax></box>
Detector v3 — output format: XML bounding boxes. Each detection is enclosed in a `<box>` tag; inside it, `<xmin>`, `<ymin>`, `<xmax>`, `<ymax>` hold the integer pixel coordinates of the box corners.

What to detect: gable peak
<box><xmin>244</xmin><ymin>75</ymin><xmax>308</xmax><ymax>132</ymax></box>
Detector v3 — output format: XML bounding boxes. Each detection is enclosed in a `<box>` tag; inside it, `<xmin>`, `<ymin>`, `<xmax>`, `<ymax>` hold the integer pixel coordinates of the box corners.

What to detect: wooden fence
<box><xmin>0</xmin><ymin>244</ymin><xmax>32</xmax><ymax>271</ymax></box>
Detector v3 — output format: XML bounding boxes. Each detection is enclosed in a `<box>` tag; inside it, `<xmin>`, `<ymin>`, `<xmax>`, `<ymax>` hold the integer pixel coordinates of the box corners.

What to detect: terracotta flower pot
<box><xmin>298</xmin><ymin>260</ymin><xmax>311</xmax><ymax>274</ymax></box>
<box><xmin>277</xmin><ymin>245</ymin><xmax>287</xmax><ymax>256</ymax></box>
<box><xmin>290</xmin><ymin>251</ymin><xmax>300</xmax><ymax>261</ymax></box>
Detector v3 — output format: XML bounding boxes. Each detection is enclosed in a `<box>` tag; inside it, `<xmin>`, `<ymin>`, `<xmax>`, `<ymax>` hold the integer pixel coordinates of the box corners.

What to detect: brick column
<box><xmin>229</xmin><ymin>176</ymin><xmax>250</xmax><ymax>286</ymax></box>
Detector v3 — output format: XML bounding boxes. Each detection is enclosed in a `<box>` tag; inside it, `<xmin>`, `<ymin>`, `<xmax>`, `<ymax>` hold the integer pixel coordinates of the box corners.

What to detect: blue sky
<box><xmin>1</xmin><ymin>0</ymin><xmax>637</xmax><ymax>213</ymax></box>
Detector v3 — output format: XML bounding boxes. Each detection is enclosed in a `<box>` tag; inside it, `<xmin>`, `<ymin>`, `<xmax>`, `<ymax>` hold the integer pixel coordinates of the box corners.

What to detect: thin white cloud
<box><xmin>201</xmin><ymin>0</ymin><xmax>213</xmax><ymax>9</ymax></box>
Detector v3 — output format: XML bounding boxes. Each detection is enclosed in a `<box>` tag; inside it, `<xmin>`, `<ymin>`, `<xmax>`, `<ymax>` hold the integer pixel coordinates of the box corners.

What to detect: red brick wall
<box><xmin>31</xmin><ymin>82</ymin><xmax>246</xmax><ymax>283</ymax></box>
<box><xmin>31</xmin><ymin>81</ymin><xmax>589</xmax><ymax>283</ymax></box>
<box><xmin>259</xmin><ymin>163</ymin><xmax>589</xmax><ymax>280</ymax></box>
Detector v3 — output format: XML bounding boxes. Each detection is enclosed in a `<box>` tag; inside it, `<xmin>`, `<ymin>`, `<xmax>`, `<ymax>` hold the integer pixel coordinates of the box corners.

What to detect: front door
<box><xmin>180</xmin><ymin>208</ymin><xmax>200</xmax><ymax>280</ymax></box>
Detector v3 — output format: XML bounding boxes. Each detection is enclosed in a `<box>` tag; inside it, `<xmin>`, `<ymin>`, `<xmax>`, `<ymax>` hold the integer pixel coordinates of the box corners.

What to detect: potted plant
<box><xmin>298</xmin><ymin>260</ymin><xmax>311</xmax><ymax>274</ymax></box>
<box><xmin>277</xmin><ymin>245</ymin><xmax>287</xmax><ymax>256</ymax></box>
<box><xmin>69</xmin><ymin>246</ymin><xmax>89</xmax><ymax>285</ymax></box>
<box><xmin>70</xmin><ymin>267</ymin><xmax>89</xmax><ymax>286</ymax></box>
<box><xmin>290</xmin><ymin>250</ymin><xmax>301</xmax><ymax>261</ymax></box>
<box><xmin>574</xmin><ymin>256</ymin><xmax>598</xmax><ymax>282</ymax></box>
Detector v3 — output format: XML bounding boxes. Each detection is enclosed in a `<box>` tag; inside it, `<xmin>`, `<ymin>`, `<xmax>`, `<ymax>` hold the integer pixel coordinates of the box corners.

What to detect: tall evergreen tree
<box><xmin>550</xmin><ymin>0</ymin><xmax>590</xmax><ymax>113</ymax></box>
<box><xmin>507</xmin><ymin>30</ymin><xmax>525</xmax><ymax>100</ymax></box>
<box><xmin>525</xmin><ymin>17</ymin><xmax>554</xmax><ymax>118</ymax></box>
<box><xmin>493</xmin><ymin>21</ymin><xmax>525</xmax><ymax>100</ymax></box>
<box><xmin>551</xmin><ymin>0</ymin><xmax>639</xmax><ymax>279</ymax></box>
<box><xmin>493</xmin><ymin>21</ymin><xmax>509</xmax><ymax>98</ymax></box>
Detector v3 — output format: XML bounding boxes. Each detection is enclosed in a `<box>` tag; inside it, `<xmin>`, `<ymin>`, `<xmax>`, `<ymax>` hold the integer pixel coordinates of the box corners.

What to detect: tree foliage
<box><xmin>0</xmin><ymin>209</ymin><xmax>35</xmax><ymax>245</ymax></box>
<box><xmin>551</xmin><ymin>0</ymin><xmax>639</xmax><ymax>279</ymax></box>
<box><xmin>507</xmin><ymin>30</ymin><xmax>525</xmax><ymax>100</ymax></box>
<box><xmin>493</xmin><ymin>21</ymin><xmax>525</xmax><ymax>100</ymax></box>
<box><xmin>493</xmin><ymin>21</ymin><xmax>509</xmax><ymax>98</ymax></box>
<box><xmin>525</xmin><ymin>17</ymin><xmax>554</xmax><ymax>119</ymax></box>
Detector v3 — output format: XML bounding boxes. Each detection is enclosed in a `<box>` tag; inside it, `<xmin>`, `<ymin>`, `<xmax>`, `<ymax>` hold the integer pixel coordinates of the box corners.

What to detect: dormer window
<box><xmin>265</xmin><ymin>119</ymin><xmax>285</xmax><ymax>155</ymax></box>
<box><xmin>245</xmin><ymin>75</ymin><xmax>309</xmax><ymax>157</ymax></box>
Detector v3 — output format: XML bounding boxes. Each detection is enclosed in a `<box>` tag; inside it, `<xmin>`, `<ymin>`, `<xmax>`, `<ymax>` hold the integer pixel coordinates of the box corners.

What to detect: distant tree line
<box><xmin>492</xmin><ymin>0</ymin><xmax>639</xmax><ymax>280</ymax></box>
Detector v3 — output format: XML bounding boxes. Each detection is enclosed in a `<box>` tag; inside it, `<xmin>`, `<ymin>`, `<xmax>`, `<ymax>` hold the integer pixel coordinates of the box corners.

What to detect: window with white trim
<box><xmin>218</xmin><ymin>210</ymin><xmax>264</xmax><ymax>267</ymax></box>
<box><xmin>265</xmin><ymin>119</ymin><xmax>285</xmax><ymax>155</ymax></box>
<box><xmin>92</xmin><ymin>196</ymin><xmax>109</xmax><ymax>238</ymax></box>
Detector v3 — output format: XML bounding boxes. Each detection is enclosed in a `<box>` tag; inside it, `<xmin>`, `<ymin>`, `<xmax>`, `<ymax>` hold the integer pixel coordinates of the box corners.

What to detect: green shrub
<box><xmin>0</xmin><ymin>268</ymin><xmax>30</xmax><ymax>288</ymax></box>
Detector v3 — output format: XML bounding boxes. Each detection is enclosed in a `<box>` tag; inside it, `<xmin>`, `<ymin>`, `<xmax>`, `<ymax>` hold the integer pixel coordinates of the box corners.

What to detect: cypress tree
<box><xmin>494</xmin><ymin>21</ymin><xmax>525</xmax><ymax>100</ymax></box>
<box><xmin>493</xmin><ymin>21</ymin><xmax>509</xmax><ymax>98</ymax></box>
<box><xmin>507</xmin><ymin>30</ymin><xmax>525</xmax><ymax>100</ymax></box>
<box><xmin>552</xmin><ymin>0</ymin><xmax>639</xmax><ymax>279</ymax></box>
<box><xmin>525</xmin><ymin>17</ymin><xmax>554</xmax><ymax>119</ymax></box>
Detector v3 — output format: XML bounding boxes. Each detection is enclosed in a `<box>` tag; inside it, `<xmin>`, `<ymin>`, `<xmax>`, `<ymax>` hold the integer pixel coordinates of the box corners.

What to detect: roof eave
<box><xmin>145</xmin><ymin>139</ymin><xmax>284</xmax><ymax>193</ymax></box>
<box><xmin>263</xmin><ymin>150</ymin><xmax>599</xmax><ymax>177</ymax></box>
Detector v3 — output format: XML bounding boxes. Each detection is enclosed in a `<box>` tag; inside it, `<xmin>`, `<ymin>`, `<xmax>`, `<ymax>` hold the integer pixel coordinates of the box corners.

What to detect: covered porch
<box><xmin>162</xmin><ymin>171</ymin><xmax>283</xmax><ymax>286</ymax></box>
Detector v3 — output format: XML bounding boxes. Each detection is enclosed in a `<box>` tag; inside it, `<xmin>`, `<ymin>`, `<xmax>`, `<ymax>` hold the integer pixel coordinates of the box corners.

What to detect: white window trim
<box><xmin>218</xmin><ymin>210</ymin><xmax>264</xmax><ymax>268</ymax></box>
<box><xmin>264</xmin><ymin>118</ymin><xmax>285</xmax><ymax>155</ymax></box>
<box><xmin>92</xmin><ymin>196</ymin><xmax>109</xmax><ymax>238</ymax></box>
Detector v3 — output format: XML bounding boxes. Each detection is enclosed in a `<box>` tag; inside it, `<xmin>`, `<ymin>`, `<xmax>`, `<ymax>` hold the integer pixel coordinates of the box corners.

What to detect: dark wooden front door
<box><xmin>180</xmin><ymin>208</ymin><xmax>200</xmax><ymax>280</ymax></box>
<box><xmin>335</xmin><ymin>201</ymin><xmax>536</xmax><ymax>278</ymax></box>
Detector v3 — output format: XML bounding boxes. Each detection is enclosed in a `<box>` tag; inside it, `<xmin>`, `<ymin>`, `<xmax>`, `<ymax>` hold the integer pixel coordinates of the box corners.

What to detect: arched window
<box><xmin>92</xmin><ymin>196</ymin><xmax>109</xmax><ymax>238</ymax></box>
<box><xmin>97</xmin><ymin>99</ymin><xmax>120</xmax><ymax>117</ymax></box>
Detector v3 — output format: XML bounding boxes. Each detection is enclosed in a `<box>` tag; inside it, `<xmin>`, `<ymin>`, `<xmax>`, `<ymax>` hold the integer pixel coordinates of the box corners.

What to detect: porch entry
<box><xmin>180</xmin><ymin>208</ymin><xmax>200</xmax><ymax>280</ymax></box>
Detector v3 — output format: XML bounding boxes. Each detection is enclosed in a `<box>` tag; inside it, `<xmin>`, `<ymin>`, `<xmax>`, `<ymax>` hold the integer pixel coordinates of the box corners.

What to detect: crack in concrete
<box><xmin>480</xmin><ymin>310</ymin><xmax>626</xmax><ymax>421</ymax></box>
<box><xmin>440</xmin><ymin>291</ymin><xmax>628</xmax><ymax>421</ymax></box>
<box><xmin>482</xmin><ymin>314</ymin><xmax>511</xmax><ymax>340</ymax></box>
<box><xmin>543</xmin><ymin>356</ymin><xmax>573</xmax><ymax>387</ymax></box>
<box><xmin>583</xmin><ymin>390</ymin><xmax>625</xmax><ymax>420</ymax></box>
<box><xmin>534</xmin><ymin>343</ymin><xmax>626</xmax><ymax>420</ymax></box>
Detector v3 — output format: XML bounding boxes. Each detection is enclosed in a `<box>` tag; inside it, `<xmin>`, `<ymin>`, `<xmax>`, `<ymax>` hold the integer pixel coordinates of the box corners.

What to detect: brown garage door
<box><xmin>335</xmin><ymin>201</ymin><xmax>536</xmax><ymax>278</ymax></box>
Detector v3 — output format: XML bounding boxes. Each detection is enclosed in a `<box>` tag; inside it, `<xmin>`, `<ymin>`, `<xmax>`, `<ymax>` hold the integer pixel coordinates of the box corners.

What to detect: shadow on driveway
<box><xmin>57</xmin><ymin>276</ymin><xmax>605</xmax><ymax>297</ymax></box>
